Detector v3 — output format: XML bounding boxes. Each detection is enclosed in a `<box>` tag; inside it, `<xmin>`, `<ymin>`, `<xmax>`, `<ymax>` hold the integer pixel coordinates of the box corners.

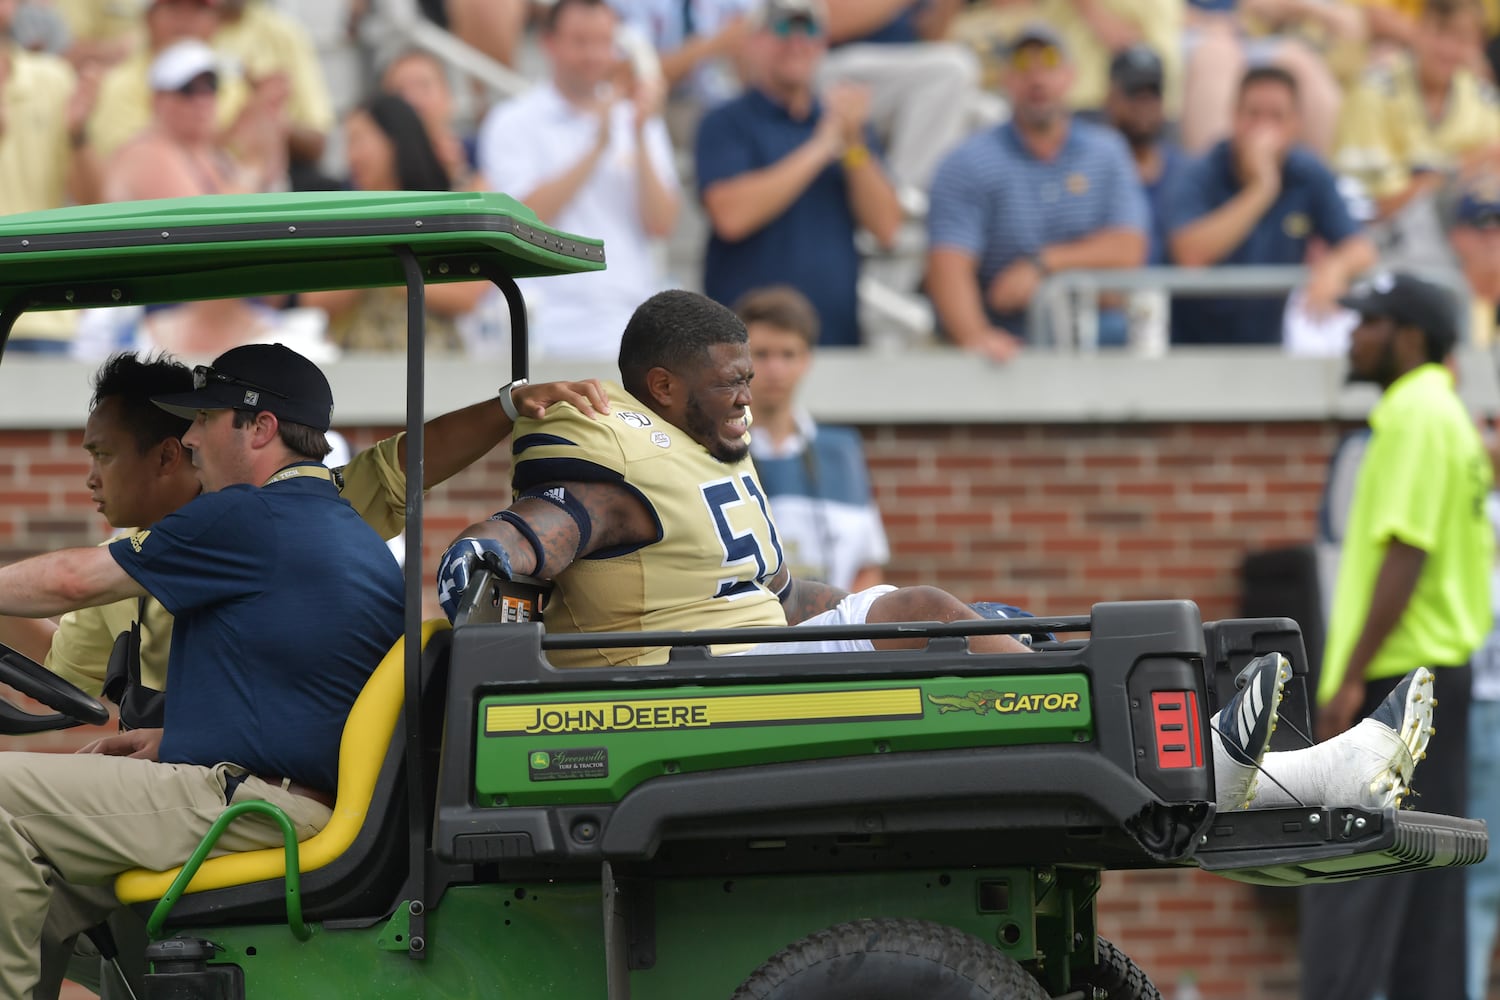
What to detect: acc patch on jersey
<box><xmin>651</xmin><ymin>431</ymin><xmax>671</xmax><ymax>449</ymax></box>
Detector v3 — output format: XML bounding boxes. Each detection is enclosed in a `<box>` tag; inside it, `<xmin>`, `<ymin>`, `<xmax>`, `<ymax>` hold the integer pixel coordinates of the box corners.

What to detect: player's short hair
<box><xmin>231</xmin><ymin>410</ymin><xmax>332</xmax><ymax>462</ymax></box>
<box><xmin>544</xmin><ymin>0</ymin><xmax>612</xmax><ymax>34</ymax></box>
<box><xmin>90</xmin><ymin>352</ymin><xmax>193</xmax><ymax>453</ymax></box>
<box><xmin>1237</xmin><ymin>65</ymin><xmax>1299</xmax><ymax>104</ymax></box>
<box><xmin>733</xmin><ymin>285</ymin><xmax>820</xmax><ymax>349</ymax></box>
<box><xmin>618</xmin><ymin>290</ymin><xmax>748</xmax><ymax>399</ymax></box>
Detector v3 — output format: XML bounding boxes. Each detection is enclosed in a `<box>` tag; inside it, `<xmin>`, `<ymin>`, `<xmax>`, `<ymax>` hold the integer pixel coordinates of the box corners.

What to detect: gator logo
<box><xmin>927</xmin><ymin>690</ymin><xmax>1082</xmax><ymax>715</ymax></box>
<box><xmin>928</xmin><ymin>691</ymin><xmax>1003</xmax><ymax>715</ymax></box>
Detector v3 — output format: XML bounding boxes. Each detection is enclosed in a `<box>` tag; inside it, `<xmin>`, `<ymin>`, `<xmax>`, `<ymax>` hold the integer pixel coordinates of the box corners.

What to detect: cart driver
<box><xmin>437</xmin><ymin>291</ymin><xmax>1437</xmax><ymax>817</ymax></box>
<box><xmin>0</xmin><ymin>351</ymin><xmax>606</xmax><ymax>999</ymax></box>
<box><xmin>0</xmin><ymin>344</ymin><xmax>400</xmax><ymax>1000</ymax></box>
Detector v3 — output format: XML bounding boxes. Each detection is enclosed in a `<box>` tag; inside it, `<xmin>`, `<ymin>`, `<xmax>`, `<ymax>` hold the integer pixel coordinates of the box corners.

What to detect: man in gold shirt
<box><xmin>438</xmin><ymin>290</ymin><xmax>1026</xmax><ymax>666</ymax></box>
<box><xmin>1335</xmin><ymin>0</ymin><xmax>1500</xmax><ymax>221</ymax></box>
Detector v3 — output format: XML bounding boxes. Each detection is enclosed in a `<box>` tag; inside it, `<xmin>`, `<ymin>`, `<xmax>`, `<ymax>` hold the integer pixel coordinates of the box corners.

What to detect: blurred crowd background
<box><xmin>2</xmin><ymin>0</ymin><xmax>1498</xmax><ymax>365</ymax></box>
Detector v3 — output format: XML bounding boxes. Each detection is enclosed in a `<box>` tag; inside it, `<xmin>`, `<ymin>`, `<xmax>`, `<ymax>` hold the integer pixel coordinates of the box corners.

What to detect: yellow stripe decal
<box><xmin>485</xmin><ymin>688</ymin><xmax>925</xmax><ymax>736</ymax></box>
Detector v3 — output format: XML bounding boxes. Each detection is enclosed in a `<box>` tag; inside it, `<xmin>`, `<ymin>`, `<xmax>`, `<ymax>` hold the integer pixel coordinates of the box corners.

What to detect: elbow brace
<box><xmin>514</xmin><ymin>485</ymin><xmax>594</xmax><ymax>569</ymax></box>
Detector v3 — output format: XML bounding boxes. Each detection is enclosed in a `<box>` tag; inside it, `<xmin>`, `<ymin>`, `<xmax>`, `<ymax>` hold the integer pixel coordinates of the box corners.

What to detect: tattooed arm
<box><xmin>767</xmin><ymin>565</ymin><xmax>849</xmax><ymax>625</ymax></box>
<box><xmin>450</xmin><ymin>480</ymin><xmax>655</xmax><ymax>578</ymax></box>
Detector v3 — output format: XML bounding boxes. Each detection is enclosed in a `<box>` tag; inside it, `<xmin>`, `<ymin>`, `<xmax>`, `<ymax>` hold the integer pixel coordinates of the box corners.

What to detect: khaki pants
<box><xmin>0</xmin><ymin>753</ymin><xmax>330</xmax><ymax>1000</ymax></box>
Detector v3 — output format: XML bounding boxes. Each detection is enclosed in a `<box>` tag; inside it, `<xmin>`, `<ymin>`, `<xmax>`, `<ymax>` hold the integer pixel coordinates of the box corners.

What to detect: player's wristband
<box><xmin>842</xmin><ymin>144</ymin><xmax>871</xmax><ymax>170</ymax></box>
<box><xmin>498</xmin><ymin>379</ymin><xmax>529</xmax><ymax>422</ymax></box>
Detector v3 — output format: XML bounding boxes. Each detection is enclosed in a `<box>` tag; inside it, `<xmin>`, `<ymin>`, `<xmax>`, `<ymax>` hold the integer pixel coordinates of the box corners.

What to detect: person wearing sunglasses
<box><xmin>926</xmin><ymin>23</ymin><xmax>1148</xmax><ymax>362</ymax></box>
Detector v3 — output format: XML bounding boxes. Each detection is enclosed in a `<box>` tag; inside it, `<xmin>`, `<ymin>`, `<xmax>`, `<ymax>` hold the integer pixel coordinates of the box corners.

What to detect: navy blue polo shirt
<box><xmin>927</xmin><ymin>120</ymin><xmax>1149</xmax><ymax>336</ymax></box>
<box><xmin>110</xmin><ymin>466</ymin><xmax>404</xmax><ymax>793</ymax></box>
<box><xmin>1166</xmin><ymin>140</ymin><xmax>1361</xmax><ymax>345</ymax></box>
<box><xmin>696</xmin><ymin>88</ymin><xmax>868</xmax><ymax>347</ymax></box>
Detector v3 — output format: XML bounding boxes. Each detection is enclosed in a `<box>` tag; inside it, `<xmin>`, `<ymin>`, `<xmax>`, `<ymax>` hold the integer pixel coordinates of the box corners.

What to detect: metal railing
<box><xmin>1023</xmin><ymin>265</ymin><xmax>1473</xmax><ymax>353</ymax></box>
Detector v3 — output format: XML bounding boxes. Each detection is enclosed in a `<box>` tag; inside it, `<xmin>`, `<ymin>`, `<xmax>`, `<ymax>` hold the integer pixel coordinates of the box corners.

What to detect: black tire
<box><xmin>730</xmin><ymin>918</ymin><xmax>1050</xmax><ymax>1000</ymax></box>
<box><xmin>1072</xmin><ymin>937</ymin><xmax>1163</xmax><ymax>1000</ymax></box>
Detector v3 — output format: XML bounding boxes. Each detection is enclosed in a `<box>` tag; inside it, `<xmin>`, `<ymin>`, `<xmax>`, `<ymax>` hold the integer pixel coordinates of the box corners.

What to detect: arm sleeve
<box><xmin>338</xmin><ymin>433</ymin><xmax>409</xmax><ymax>540</ymax></box>
<box><xmin>44</xmin><ymin>604</ymin><xmax>124</xmax><ymax>696</ymax></box>
<box><xmin>694</xmin><ymin>105</ymin><xmax>756</xmax><ymax>195</ymax></box>
<box><xmin>643</xmin><ymin>115</ymin><xmax>682</xmax><ymax>193</ymax></box>
<box><xmin>926</xmin><ymin>148</ymin><xmax>987</xmax><ymax>255</ymax></box>
<box><xmin>278</xmin><ymin>17</ymin><xmax>336</xmax><ymax>133</ymax></box>
<box><xmin>1309</xmin><ymin>160</ymin><xmax>1362</xmax><ymax>245</ymax></box>
<box><xmin>1364</xmin><ymin>418</ymin><xmax>1448</xmax><ymax>553</ymax></box>
<box><xmin>107</xmin><ymin>488</ymin><xmax>272</xmax><ymax>616</ymax></box>
<box><xmin>1161</xmin><ymin>161</ymin><xmax>1217</xmax><ymax>239</ymax></box>
<box><xmin>479</xmin><ymin>103</ymin><xmax>548</xmax><ymax>197</ymax></box>
<box><xmin>512</xmin><ymin>403</ymin><xmax>631</xmax><ymax>492</ymax></box>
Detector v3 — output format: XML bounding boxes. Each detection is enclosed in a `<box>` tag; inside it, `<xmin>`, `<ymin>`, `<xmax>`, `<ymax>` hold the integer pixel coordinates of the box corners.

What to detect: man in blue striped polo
<box><xmin>925</xmin><ymin>22</ymin><xmax>1149</xmax><ymax>363</ymax></box>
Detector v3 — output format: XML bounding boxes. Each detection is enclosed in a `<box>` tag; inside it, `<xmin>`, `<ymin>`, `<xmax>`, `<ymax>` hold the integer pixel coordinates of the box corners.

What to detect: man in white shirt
<box><xmin>478</xmin><ymin>0</ymin><xmax>680</xmax><ymax>358</ymax></box>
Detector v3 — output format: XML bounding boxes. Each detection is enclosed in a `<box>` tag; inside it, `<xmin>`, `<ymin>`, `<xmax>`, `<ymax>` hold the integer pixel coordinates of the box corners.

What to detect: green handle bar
<box><xmin>146</xmin><ymin>800</ymin><xmax>311</xmax><ymax>941</ymax></box>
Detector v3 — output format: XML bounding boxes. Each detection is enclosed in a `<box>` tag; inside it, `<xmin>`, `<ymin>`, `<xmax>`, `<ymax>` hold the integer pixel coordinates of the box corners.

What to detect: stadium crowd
<box><xmin>0</xmin><ymin>0</ymin><xmax>1497</xmax><ymax>360</ymax></box>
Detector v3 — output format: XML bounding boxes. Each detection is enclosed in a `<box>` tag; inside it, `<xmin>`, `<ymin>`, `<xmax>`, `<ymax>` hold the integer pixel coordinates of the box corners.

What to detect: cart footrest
<box><xmin>1194</xmin><ymin>807</ymin><xmax>1487</xmax><ymax>886</ymax></box>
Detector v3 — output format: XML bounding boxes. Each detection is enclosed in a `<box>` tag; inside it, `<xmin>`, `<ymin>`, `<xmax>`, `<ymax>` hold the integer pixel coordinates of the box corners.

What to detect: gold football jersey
<box><xmin>1335</xmin><ymin>58</ymin><xmax>1500</xmax><ymax>199</ymax></box>
<box><xmin>513</xmin><ymin>382</ymin><xmax>788</xmax><ymax>666</ymax></box>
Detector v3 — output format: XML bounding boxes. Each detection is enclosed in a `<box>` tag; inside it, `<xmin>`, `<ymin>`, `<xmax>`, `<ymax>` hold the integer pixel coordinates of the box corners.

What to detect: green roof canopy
<box><xmin>0</xmin><ymin>190</ymin><xmax>605</xmax><ymax>320</ymax></box>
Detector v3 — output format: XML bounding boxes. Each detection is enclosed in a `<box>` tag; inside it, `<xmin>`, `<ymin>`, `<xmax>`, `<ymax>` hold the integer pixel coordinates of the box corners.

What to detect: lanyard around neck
<box><xmin>263</xmin><ymin>465</ymin><xmax>334</xmax><ymax>487</ymax></box>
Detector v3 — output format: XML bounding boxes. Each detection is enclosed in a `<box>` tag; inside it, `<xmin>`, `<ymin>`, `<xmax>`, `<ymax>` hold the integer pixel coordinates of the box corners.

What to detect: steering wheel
<box><xmin>0</xmin><ymin>642</ymin><xmax>109</xmax><ymax>734</ymax></box>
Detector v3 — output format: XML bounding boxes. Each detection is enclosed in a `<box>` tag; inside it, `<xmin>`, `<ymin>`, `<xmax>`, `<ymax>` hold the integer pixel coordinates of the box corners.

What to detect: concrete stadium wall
<box><xmin>2</xmin><ymin>350</ymin><xmax>1496</xmax><ymax>1000</ymax></box>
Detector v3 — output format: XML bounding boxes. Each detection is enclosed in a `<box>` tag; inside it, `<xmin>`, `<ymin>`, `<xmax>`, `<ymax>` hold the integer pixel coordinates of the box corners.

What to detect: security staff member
<box><xmin>1301</xmin><ymin>272</ymin><xmax>1493</xmax><ymax>1000</ymax></box>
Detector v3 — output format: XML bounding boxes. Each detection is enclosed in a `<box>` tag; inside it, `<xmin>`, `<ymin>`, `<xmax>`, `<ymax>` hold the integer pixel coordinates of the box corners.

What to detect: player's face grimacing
<box><xmin>679</xmin><ymin>342</ymin><xmax>754</xmax><ymax>464</ymax></box>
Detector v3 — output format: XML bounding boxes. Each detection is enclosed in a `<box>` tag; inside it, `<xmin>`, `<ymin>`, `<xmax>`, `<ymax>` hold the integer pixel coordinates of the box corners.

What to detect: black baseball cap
<box><xmin>1110</xmin><ymin>44</ymin><xmax>1164</xmax><ymax>93</ymax></box>
<box><xmin>153</xmin><ymin>343</ymin><xmax>335</xmax><ymax>432</ymax></box>
<box><xmin>1338</xmin><ymin>272</ymin><xmax>1460</xmax><ymax>355</ymax></box>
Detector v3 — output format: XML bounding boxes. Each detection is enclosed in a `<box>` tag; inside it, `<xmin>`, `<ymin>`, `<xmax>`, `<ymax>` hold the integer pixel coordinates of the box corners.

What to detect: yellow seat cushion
<box><xmin>115</xmin><ymin>619</ymin><xmax>450</xmax><ymax>904</ymax></box>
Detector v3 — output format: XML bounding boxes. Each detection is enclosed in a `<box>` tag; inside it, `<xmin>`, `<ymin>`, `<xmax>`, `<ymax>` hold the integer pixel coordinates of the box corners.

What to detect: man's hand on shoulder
<box><xmin>78</xmin><ymin>727</ymin><xmax>163</xmax><ymax>761</ymax></box>
<box><xmin>513</xmin><ymin>379</ymin><xmax>611</xmax><ymax>421</ymax></box>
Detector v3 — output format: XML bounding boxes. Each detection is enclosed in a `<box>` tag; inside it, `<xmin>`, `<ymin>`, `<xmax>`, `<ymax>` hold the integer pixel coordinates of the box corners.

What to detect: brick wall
<box><xmin>0</xmin><ymin>419</ymin><xmax>1371</xmax><ymax>999</ymax></box>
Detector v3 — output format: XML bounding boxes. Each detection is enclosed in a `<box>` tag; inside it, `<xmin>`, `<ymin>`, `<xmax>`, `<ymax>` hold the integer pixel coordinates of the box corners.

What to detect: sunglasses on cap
<box><xmin>176</xmin><ymin>74</ymin><xmax>219</xmax><ymax>97</ymax></box>
<box><xmin>193</xmin><ymin>364</ymin><xmax>288</xmax><ymax>400</ymax></box>
<box><xmin>771</xmin><ymin>15</ymin><xmax>823</xmax><ymax>38</ymax></box>
<box><xmin>1010</xmin><ymin>45</ymin><xmax>1062</xmax><ymax>72</ymax></box>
